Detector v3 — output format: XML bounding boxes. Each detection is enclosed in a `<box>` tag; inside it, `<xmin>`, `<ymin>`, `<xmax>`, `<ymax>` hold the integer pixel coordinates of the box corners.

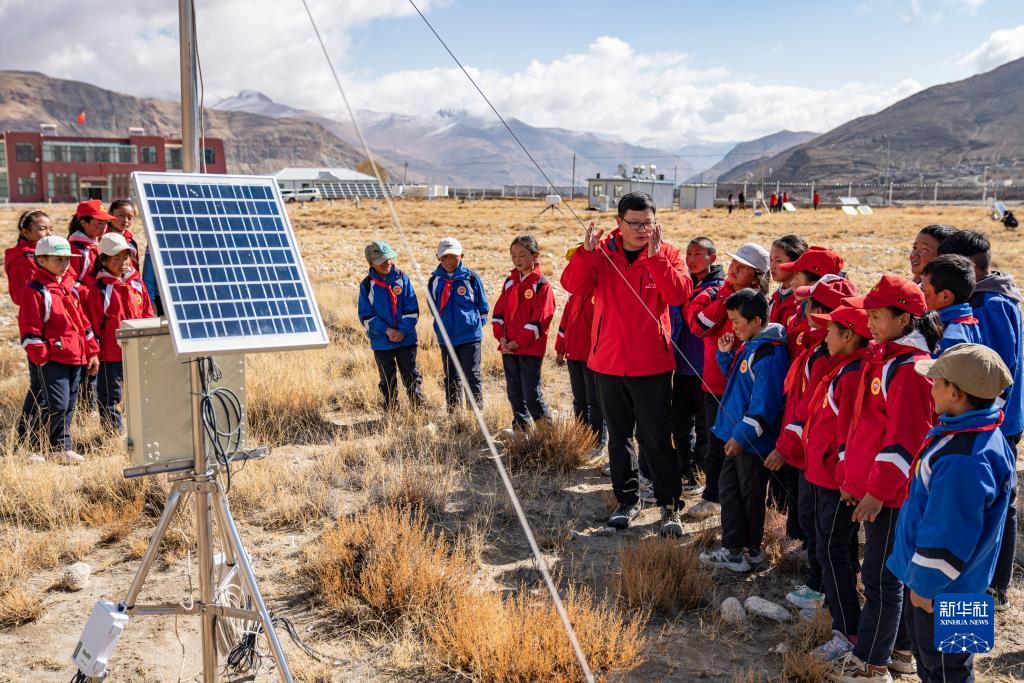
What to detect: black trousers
<box><xmin>567</xmin><ymin>360</ymin><xmax>607</xmax><ymax>447</ymax></box>
<box><xmin>904</xmin><ymin>599</ymin><xmax>974</xmax><ymax>682</ymax></box>
<box><xmin>853</xmin><ymin>506</ymin><xmax>911</xmax><ymax>666</ymax></box>
<box><xmin>17</xmin><ymin>361</ymin><xmax>84</xmax><ymax>451</ymax></box>
<box><xmin>815</xmin><ymin>485</ymin><xmax>861</xmax><ymax>637</ymax></box>
<box><xmin>596</xmin><ymin>371</ymin><xmax>680</xmax><ymax>508</ymax></box>
<box><xmin>671</xmin><ymin>373</ymin><xmax>706</xmax><ymax>479</ymax></box>
<box><xmin>373</xmin><ymin>345</ymin><xmax>424</xmax><ymax>410</ymax></box>
<box><xmin>719</xmin><ymin>451</ymin><xmax>768</xmax><ymax>552</ymax></box>
<box><xmin>769</xmin><ymin>463</ymin><xmax>804</xmax><ymax>541</ymax></box>
<box><xmin>702</xmin><ymin>393</ymin><xmax>724</xmax><ymax>503</ymax></box>
<box><xmin>798</xmin><ymin>472</ymin><xmax>822</xmax><ymax>591</ymax></box>
<box><xmin>991</xmin><ymin>432</ymin><xmax>1020</xmax><ymax>594</ymax></box>
<box><xmin>502</xmin><ymin>354</ymin><xmax>549</xmax><ymax>428</ymax></box>
<box><xmin>97</xmin><ymin>360</ymin><xmax>124</xmax><ymax>432</ymax></box>
<box><xmin>440</xmin><ymin>341</ymin><xmax>482</xmax><ymax>409</ymax></box>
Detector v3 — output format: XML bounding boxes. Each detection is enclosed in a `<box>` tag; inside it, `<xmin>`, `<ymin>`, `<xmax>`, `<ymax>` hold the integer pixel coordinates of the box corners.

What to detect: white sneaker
<box><xmin>699</xmin><ymin>546</ymin><xmax>751</xmax><ymax>572</ymax></box>
<box><xmin>744</xmin><ymin>548</ymin><xmax>768</xmax><ymax>566</ymax></box>
<box><xmin>57</xmin><ymin>450</ymin><xmax>85</xmax><ymax>464</ymax></box>
<box><xmin>813</xmin><ymin>630</ymin><xmax>854</xmax><ymax>662</ymax></box>
<box><xmin>686</xmin><ymin>500</ymin><xmax>720</xmax><ymax>520</ymax></box>
<box><xmin>786</xmin><ymin>584</ymin><xmax>826</xmax><ymax>610</ymax></box>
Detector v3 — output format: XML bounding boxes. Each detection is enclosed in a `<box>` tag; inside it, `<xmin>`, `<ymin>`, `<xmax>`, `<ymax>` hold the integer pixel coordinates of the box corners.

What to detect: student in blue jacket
<box><xmin>938</xmin><ymin>230</ymin><xmax>1022</xmax><ymax>609</ymax></box>
<box><xmin>921</xmin><ymin>254</ymin><xmax>981</xmax><ymax>357</ymax></box>
<box><xmin>699</xmin><ymin>288</ymin><xmax>789</xmax><ymax>573</ymax></box>
<box><xmin>888</xmin><ymin>343</ymin><xmax>1015</xmax><ymax>683</ymax></box>
<box><xmin>428</xmin><ymin>237</ymin><xmax>489</xmax><ymax>410</ymax></box>
<box><xmin>358</xmin><ymin>240</ymin><xmax>424</xmax><ymax>410</ymax></box>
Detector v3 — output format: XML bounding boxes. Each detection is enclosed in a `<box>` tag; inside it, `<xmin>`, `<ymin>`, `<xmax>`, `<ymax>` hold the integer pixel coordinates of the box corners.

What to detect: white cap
<box><xmin>437</xmin><ymin>237</ymin><xmax>463</xmax><ymax>258</ymax></box>
<box><xmin>35</xmin><ymin>235</ymin><xmax>78</xmax><ymax>257</ymax></box>
<box><xmin>99</xmin><ymin>232</ymin><xmax>133</xmax><ymax>256</ymax></box>
<box><xmin>728</xmin><ymin>243</ymin><xmax>770</xmax><ymax>272</ymax></box>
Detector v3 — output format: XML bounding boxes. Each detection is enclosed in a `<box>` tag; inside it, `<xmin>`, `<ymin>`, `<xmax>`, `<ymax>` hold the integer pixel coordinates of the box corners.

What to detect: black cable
<box><xmin>196</xmin><ymin>357</ymin><xmax>244</xmax><ymax>492</ymax></box>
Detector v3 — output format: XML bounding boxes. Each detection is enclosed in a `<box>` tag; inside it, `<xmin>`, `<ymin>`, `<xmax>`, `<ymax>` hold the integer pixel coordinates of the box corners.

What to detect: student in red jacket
<box><xmin>17</xmin><ymin>236</ymin><xmax>99</xmax><ymax>463</ymax></box>
<box><xmin>687</xmin><ymin>242</ymin><xmax>771</xmax><ymax>520</ymax></box>
<box><xmin>832</xmin><ymin>275</ymin><xmax>942</xmax><ymax>682</ymax></box>
<box><xmin>768</xmin><ymin>234</ymin><xmax>808</xmax><ymax>330</ymax></box>
<box><xmin>561</xmin><ymin>192</ymin><xmax>691</xmax><ymax>536</ymax></box>
<box><xmin>106</xmin><ymin>199</ymin><xmax>141</xmax><ymax>268</ymax></box>
<box><xmin>5</xmin><ymin>210</ymin><xmax>53</xmax><ymax>307</ymax></box>
<box><xmin>555</xmin><ymin>245</ymin><xmax>606</xmax><ymax>457</ymax></box>
<box><xmin>67</xmin><ymin>199</ymin><xmax>114</xmax><ymax>290</ymax></box>
<box><xmin>493</xmin><ymin>235</ymin><xmax>555</xmax><ymax>430</ymax></box>
<box><xmin>86</xmin><ymin>233</ymin><xmax>155</xmax><ymax>432</ymax></box>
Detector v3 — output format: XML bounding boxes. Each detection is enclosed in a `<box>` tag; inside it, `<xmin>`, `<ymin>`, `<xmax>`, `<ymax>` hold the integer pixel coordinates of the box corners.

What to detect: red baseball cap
<box><xmin>75</xmin><ymin>199</ymin><xmax>115</xmax><ymax>221</ymax></box>
<box><xmin>779</xmin><ymin>246</ymin><xmax>845</xmax><ymax>277</ymax></box>
<box><xmin>843</xmin><ymin>274</ymin><xmax>927</xmax><ymax>316</ymax></box>
<box><xmin>795</xmin><ymin>275</ymin><xmax>857</xmax><ymax>310</ymax></box>
<box><xmin>811</xmin><ymin>305</ymin><xmax>871</xmax><ymax>339</ymax></box>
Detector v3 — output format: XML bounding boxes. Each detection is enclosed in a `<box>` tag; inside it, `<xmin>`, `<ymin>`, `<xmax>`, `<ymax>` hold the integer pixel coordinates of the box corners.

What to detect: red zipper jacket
<box><xmin>86</xmin><ymin>268</ymin><xmax>156</xmax><ymax>362</ymax></box>
<box><xmin>805</xmin><ymin>349</ymin><xmax>871</xmax><ymax>490</ymax></box>
<box><xmin>68</xmin><ymin>230</ymin><xmax>99</xmax><ymax>291</ymax></box>
<box><xmin>555</xmin><ymin>286</ymin><xmax>596</xmax><ymax>362</ymax></box>
<box><xmin>18</xmin><ymin>269</ymin><xmax>99</xmax><ymax>366</ymax></box>
<box><xmin>769</xmin><ymin>286</ymin><xmax>799</xmax><ymax>329</ymax></box>
<box><xmin>775</xmin><ymin>328</ymin><xmax>829</xmax><ymax>468</ymax></box>
<box><xmin>492</xmin><ymin>267</ymin><xmax>555</xmax><ymax>357</ymax></box>
<box><xmin>688</xmin><ymin>281</ymin><xmax>736</xmax><ymax>395</ymax></box>
<box><xmin>839</xmin><ymin>333</ymin><xmax>935</xmax><ymax>507</ymax></box>
<box><xmin>786</xmin><ymin>306</ymin><xmax>813</xmax><ymax>360</ymax></box>
<box><xmin>561</xmin><ymin>230</ymin><xmax>691</xmax><ymax>377</ymax></box>
<box><xmin>4</xmin><ymin>238</ymin><xmax>38</xmax><ymax>307</ymax></box>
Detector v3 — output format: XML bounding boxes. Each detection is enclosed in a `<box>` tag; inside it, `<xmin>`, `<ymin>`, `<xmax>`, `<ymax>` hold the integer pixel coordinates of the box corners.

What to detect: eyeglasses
<box><xmin>622</xmin><ymin>220</ymin><xmax>655</xmax><ymax>231</ymax></box>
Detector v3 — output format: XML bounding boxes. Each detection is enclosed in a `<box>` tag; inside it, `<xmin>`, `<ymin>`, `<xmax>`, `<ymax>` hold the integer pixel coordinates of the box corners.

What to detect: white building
<box><xmin>273</xmin><ymin>167</ymin><xmax>390</xmax><ymax>199</ymax></box>
<box><xmin>679</xmin><ymin>184</ymin><xmax>716</xmax><ymax>209</ymax></box>
<box><xmin>587</xmin><ymin>164</ymin><xmax>675</xmax><ymax>211</ymax></box>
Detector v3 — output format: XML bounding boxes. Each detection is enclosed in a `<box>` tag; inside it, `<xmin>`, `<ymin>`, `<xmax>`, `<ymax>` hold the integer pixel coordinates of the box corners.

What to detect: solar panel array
<box><xmin>133</xmin><ymin>172</ymin><xmax>328</xmax><ymax>356</ymax></box>
<box><xmin>315</xmin><ymin>181</ymin><xmax>392</xmax><ymax>199</ymax></box>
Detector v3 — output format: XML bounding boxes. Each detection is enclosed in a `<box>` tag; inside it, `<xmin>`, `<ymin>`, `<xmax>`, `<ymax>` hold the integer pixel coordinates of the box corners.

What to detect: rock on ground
<box><xmin>744</xmin><ymin>596</ymin><xmax>792</xmax><ymax>622</ymax></box>
<box><xmin>720</xmin><ymin>596</ymin><xmax>747</xmax><ymax>624</ymax></box>
<box><xmin>62</xmin><ymin>562</ymin><xmax>91</xmax><ymax>591</ymax></box>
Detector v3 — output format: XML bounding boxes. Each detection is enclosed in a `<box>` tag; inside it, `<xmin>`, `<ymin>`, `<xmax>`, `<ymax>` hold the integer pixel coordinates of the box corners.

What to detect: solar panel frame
<box><xmin>132</xmin><ymin>172</ymin><xmax>329</xmax><ymax>357</ymax></box>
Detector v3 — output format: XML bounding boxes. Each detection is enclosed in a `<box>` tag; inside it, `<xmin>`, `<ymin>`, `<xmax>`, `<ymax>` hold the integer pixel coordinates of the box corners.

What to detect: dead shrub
<box><xmin>428</xmin><ymin>584</ymin><xmax>646</xmax><ymax>682</ymax></box>
<box><xmin>0</xmin><ymin>586</ymin><xmax>44</xmax><ymax>629</ymax></box>
<box><xmin>614</xmin><ymin>536</ymin><xmax>713</xmax><ymax>616</ymax></box>
<box><xmin>303</xmin><ymin>506</ymin><xmax>474</xmax><ymax>628</ymax></box>
<box><xmin>691</xmin><ymin>519</ymin><xmax>719</xmax><ymax>550</ymax></box>
<box><xmin>246</xmin><ymin>350</ymin><xmax>338</xmax><ymax>445</ymax></box>
<box><xmin>781</xmin><ymin>606</ymin><xmax>833</xmax><ymax>682</ymax></box>
<box><xmin>81</xmin><ymin>495</ymin><xmax>145</xmax><ymax>544</ymax></box>
<box><xmin>502</xmin><ymin>419</ymin><xmax>597</xmax><ymax>475</ymax></box>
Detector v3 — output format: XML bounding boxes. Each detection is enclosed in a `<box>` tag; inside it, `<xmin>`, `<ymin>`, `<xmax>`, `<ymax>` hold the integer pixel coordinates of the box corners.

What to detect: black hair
<box><xmin>802</xmin><ymin>271</ymin><xmax>822</xmax><ymax>284</ymax></box>
<box><xmin>616</xmin><ymin>191</ymin><xmax>656</xmax><ymax>218</ymax></box>
<box><xmin>109</xmin><ymin>198</ymin><xmax>135</xmax><ymax>214</ymax></box>
<box><xmin>91</xmin><ymin>252</ymin><xmax>113</xmax><ymax>278</ymax></box>
<box><xmin>68</xmin><ymin>215</ymin><xmax>86</xmax><ymax>237</ymax></box>
<box><xmin>963</xmin><ymin>391</ymin><xmax>996</xmax><ymax>411</ymax></box>
<box><xmin>510</xmin><ymin>235</ymin><xmax>540</xmax><ymax>255</ymax></box>
<box><xmin>772</xmin><ymin>234</ymin><xmax>808</xmax><ymax>261</ymax></box>
<box><xmin>831</xmin><ymin>323</ymin><xmax>872</xmax><ymax>348</ymax></box>
<box><xmin>937</xmin><ymin>230</ymin><xmax>991</xmax><ymax>276</ymax></box>
<box><xmin>886</xmin><ymin>307</ymin><xmax>944</xmax><ymax>354</ymax></box>
<box><xmin>922</xmin><ymin>254</ymin><xmax>976</xmax><ymax>304</ymax></box>
<box><xmin>16</xmin><ymin>210</ymin><xmax>48</xmax><ymax>239</ymax></box>
<box><xmin>806</xmin><ymin>298</ymin><xmax>831</xmax><ymax>315</ymax></box>
<box><xmin>918</xmin><ymin>224</ymin><xmax>958</xmax><ymax>245</ymax></box>
<box><xmin>688</xmin><ymin>236</ymin><xmax>716</xmax><ymax>256</ymax></box>
<box><xmin>725</xmin><ymin>288</ymin><xmax>769</xmax><ymax>324</ymax></box>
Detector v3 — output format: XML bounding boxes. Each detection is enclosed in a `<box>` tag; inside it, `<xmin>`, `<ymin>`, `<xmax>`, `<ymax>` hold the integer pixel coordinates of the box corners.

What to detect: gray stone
<box><xmin>62</xmin><ymin>562</ymin><xmax>91</xmax><ymax>592</ymax></box>
<box><xmin>744</xmin><ymin>596</ymin><xmax>792</xmax><ymax>622</ymax></box>
<box><xmin>720</xmin><ymin>596</ymin><xmax>747</xmax><ymax>624</ymax></box>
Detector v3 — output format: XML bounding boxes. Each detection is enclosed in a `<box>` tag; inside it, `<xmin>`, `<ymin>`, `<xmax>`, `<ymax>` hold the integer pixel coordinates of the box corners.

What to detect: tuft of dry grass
<box><xmin>614</xmin><ymin>536</ymin><xmax>713</xmax><ymax>616</ymax></box>
<box><xmin>502</xmin><ymin>418</ymin><xmax>597</xmax><ymax>475</ymax></box>
<box><xmin>0</xmin><ymin>586</ymin><xmax>44</xmax><ymax>629</ymax></box>
<box><xmin>781</xmin><ymin>607</ymin><xmax>834</xmax><ymax>682</ymax></box>
<box><xmin>246</xmin><ymin>349</ymin><xmax>339</xmax><ymax>445</ymax></box>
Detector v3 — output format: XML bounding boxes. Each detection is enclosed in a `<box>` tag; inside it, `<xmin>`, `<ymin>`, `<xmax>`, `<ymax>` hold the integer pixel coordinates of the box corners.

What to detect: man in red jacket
<box><xmin>561</xmin><ymin>192</ymin><xmax>692</xmax><ymax>536</ymax></box>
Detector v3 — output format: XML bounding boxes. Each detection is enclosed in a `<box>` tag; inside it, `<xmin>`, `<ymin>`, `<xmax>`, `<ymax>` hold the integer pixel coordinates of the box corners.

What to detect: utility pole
<box><xmin>570</xmin><ymin>153</ymin><xmax>576</xmax><ymax>200</ymax></box>
<box><xmin>402</xmin><ymin>162</ymin><xmax>408</xmax><ymax>185</ymax></box>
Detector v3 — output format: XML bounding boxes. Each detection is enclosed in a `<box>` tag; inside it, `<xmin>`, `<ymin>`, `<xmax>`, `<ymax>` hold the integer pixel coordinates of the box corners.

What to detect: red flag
<box><xmin>76</xmin><ymin>111</ymin><xmax>86</xmax><ymax>125</ymax></box>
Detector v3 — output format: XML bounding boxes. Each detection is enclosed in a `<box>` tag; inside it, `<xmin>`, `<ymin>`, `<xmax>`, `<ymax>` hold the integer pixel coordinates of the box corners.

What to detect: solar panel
<box><xmin>132</xmin><ymin>172</ymin><xmax>329</xmax><ymax>356</ymax></box>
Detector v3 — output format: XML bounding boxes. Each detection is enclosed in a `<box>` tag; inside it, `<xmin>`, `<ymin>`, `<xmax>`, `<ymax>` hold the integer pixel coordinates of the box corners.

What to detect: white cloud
<box><xmin>0</xmin><ymin>1</ymin><xmax>922</xmax><ymax>143</ymax></box>
<box><xmin>945</xmin><ymin>0</ymin><xmax>985</xmax><ymax>13</ymax></box>
<box><xmin>958</xmin><ymin>25</ymin><xmax>1024</xmax><ymax>73</ymax></box>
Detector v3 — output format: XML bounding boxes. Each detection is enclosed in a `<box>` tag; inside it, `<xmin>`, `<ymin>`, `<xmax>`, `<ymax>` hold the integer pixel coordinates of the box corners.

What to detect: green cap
<box><xmin>915</xmin><ymin>343</ymin><xmax>1013</xmax><ymax>400</ymax></box>
<box><xmin>365</xmin><ymin>240</ymin><xmax>397</xmax><ymax>265</ymax></box>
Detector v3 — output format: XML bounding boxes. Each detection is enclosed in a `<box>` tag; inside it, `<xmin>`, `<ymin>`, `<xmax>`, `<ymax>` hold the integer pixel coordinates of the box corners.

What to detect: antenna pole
<box><xmin>179</xmin><ymin>0</ymin><xmax>201</xmax><ymax>173</ymax></box>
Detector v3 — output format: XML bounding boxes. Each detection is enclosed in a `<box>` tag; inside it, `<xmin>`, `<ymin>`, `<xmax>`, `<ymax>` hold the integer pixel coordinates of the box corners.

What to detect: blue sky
<box><xmin>2</xmin><ymin>0</ymin><xmax>1022</xmax><ymax>144</ymax></box>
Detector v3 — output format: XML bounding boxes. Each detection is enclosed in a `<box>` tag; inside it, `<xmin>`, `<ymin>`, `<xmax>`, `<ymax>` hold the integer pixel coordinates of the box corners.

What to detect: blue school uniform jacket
<box><xmin>427</xmin><ymin>263</ymin><xmax>489</xmax><ymax>347</ymax></box>
<box><xmin>711</xmin><ymin>322</ymin><xmax>789</xmax><ymax>456</ymax></box>
<box><xmin>934</xmin><ymin>302</ymin><xmax>982</xmax><ymax>357</ymax></box>
<box><xmin>887</xmin><ymin>407</ymin><xmax>1016</xmax><ymax>599</ymax></box>
<box><xmin>971</xmin><ymin>273</ymin><xmax>1024</xmax><ymax>437</ymax></box>
<box><xmin>358</xmin><ymin>267</ymin><xmax>419</xmax><ymax>351</ymax></box>
<box><xmin>670</xmin><ymin>265</ymin><xmax>724</xmax><ymax>376</ymax></box>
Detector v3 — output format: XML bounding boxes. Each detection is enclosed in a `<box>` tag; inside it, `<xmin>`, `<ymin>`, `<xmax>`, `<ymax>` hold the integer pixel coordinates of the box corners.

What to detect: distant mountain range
<box><xmin>687</xmin><ymin>130</ymin><xmax>819</xmax><ymax>182</ymax></box>
<box><xmin>718</xmin><ymin>57</ymin><xmax>1024</xmax><ymax>184</ymax></box>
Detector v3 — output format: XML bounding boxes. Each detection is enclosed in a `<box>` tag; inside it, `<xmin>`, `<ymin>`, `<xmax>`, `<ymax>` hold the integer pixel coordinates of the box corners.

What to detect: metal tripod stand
<box><xmin>115</xmin><ymin>358</ymin><xmax>293</xmax><ymax>682</ymax></box>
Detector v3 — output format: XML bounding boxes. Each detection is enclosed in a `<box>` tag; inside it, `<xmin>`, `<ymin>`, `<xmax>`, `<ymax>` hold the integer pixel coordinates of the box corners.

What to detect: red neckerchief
<box><xmin>953</xmin><ymin>315</ymin><xmax>979</xmax><ymax>325</ymax></box>
<box><xmin>727</xmin><ymin>341</ymin><xmax>749</xmax><ymax>376</ymax></box>
<box><xmin>505</xmin><ymin>267</ymin><xmax>541</xmax><ymax>326</ymax></box>
<box><xmin>439</xmin><ymin>278</ymin><xmax>454</xmax><ymax>312</ymax></box>
<box><xmin>783</xmin><ymin>327</ymin><xmax>827</xmax><ymax>395</ymax></box>
<box><xmin>801</xmin><ymin>347</ymin><xmax>870</xmax><ymax>450</ymax></box>
<box><xmin>370</xmin><ymin>273</ymin><xmax>398</xmax><ymax>317</ymax></box>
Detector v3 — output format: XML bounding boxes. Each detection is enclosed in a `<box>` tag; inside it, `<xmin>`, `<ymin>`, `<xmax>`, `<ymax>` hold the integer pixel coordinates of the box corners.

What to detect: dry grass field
<box><xmin>0</xmin><ymin>198</ymin><xmax>1022</xmax><ymax>681</ymax></box>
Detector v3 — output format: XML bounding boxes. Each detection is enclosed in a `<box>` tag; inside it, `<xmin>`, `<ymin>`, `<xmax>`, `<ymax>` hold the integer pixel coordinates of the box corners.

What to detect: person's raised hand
<box><xmin>647</xmin><ymin>223</ymin><xmax>662</xmax><ymax>257</ymax></box>
<box><xmin>718</xmin><ymin>332</ymin><xmax>735</xmax><ymax>353</ymax></box>
<box><xmin>584</xmin><ymin>222</ymin><xmax>604</xmax><ymax>252</ymax></box>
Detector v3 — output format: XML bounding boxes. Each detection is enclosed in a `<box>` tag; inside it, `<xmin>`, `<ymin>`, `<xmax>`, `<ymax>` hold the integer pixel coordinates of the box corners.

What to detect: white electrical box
<box><xmin>118</xmin><ymin>318</ymin><xmax>246</xmax><ymax>468</ymax></box>
<box><xmin>71</xmin><ymin>601</ymin><xmax>129</xmax><ymax>677</ymax></box>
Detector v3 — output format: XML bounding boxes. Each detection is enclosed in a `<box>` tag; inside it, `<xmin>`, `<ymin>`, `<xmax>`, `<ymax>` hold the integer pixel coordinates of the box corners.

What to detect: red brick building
<box><xmin>0</xmin><ymin>130</ymin><xmax>227</xmax><ymax>203</ymax></box>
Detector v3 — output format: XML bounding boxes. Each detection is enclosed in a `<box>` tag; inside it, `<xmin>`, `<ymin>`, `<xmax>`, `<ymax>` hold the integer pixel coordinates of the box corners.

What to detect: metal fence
<box><xmin>708</xmin><ymin>180</ymin><xmax>1024</xmax><ymax>206</ymax></box>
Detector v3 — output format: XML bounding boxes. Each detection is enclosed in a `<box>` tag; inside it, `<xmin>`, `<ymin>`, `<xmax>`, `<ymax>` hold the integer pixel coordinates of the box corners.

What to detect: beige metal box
<box><xmin>118</xmin><ymin>318</ymin><xmax>246</xmax><ymax>468</ymax></box>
